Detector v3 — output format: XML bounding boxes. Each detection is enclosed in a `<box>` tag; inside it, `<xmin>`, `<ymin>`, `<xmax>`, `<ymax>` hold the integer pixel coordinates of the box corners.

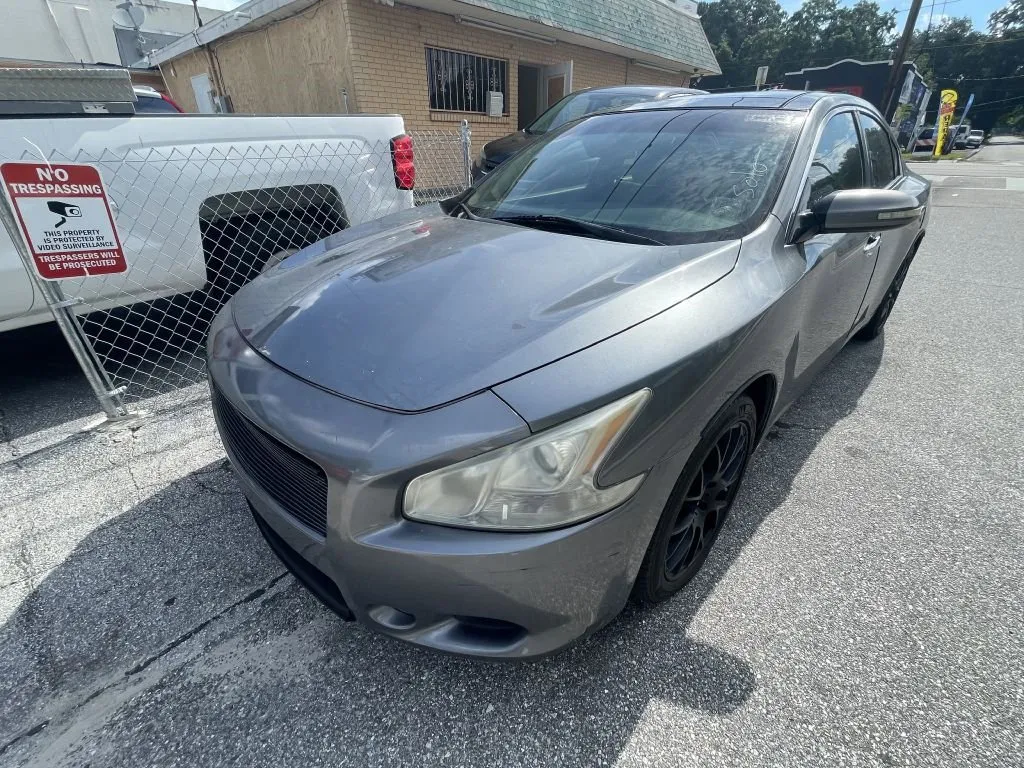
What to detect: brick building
<box><xmin>150</xmin><ymin>0</ymin><xmax>720</xmax><ymax>153</ymax></box>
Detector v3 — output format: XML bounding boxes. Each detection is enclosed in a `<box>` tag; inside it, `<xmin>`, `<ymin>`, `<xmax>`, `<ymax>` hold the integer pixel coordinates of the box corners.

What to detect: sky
<box><xmin>779</xmin><ymin>0</ymin><xmax>1006</xmax><ymax>31</ymax></box>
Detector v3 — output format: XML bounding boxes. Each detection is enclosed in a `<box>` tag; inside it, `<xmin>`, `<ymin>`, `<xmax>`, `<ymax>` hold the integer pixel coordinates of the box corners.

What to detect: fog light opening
<box><xmin>368</xmin><ymin>605</ymin><xmax>416</xmax><ymax>630</ymax></box>
<box><xmin>451</xmin><ymin>615</ymin><xmax>527</xmax><ymax>647</ymax></box>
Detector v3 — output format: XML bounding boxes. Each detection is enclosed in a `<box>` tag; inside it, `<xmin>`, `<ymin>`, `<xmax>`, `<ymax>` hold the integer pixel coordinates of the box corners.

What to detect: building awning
<box><xmin>149</xmin><ymin>0</ymin><xmax>720</xmax><ymax>75</ymax></box>
<box><xmin>149</xmin><ymin>0</ymin><xmax>320</xmax><ymax>66</ymax></box>
<box><xmin>443</xmin><ymin>0</ymin><xmax>719</xmax><ymax>75</ymax></box>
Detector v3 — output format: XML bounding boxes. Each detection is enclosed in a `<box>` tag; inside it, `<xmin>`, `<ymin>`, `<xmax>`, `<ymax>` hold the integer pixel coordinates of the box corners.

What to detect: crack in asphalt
<box><xmin>14</xmin><ymin>537</ymin><xmax>35</xmax><ymax>590</ymax></box>
<box><xmin>0</xmin><ymin>404</ymin><xmax>17</xmax><ymax>459</ymax></box>
<box><xmin>124</xmin><ymin>571</ymin><xmax>289</xmax><ymax>678</ymax></box>
<box><xmin>3</xmin><ymin>436</ymin><xmax>224</xmax><ymax>507</ymax></box>
<box><xmin>0</xmin><ymin>720</ymin><xmax>49</xmax><ymax>759</ymax></box>
<box><xmin>124</xmin><ymin>432</ymin><xmax>144</xmax><ymax>501</ymax></box>
<box><xmin>0</xmin><ymin>570</ymin><xmax>291</xmax><ymax>761</ymax></box>
<box><xmin>774</xmin><ymin>420</ymin><xmax>829</xmax><ymax>433</ymax></box>
<box><xmin>1</xmin><ymin>461</ymin><xmax>240</xmax><ymax>594</ymax></box>
<box><xmin>0</xmin><ymin>429</ymin><xmax>95</xmax><ymax>472</ymax></box>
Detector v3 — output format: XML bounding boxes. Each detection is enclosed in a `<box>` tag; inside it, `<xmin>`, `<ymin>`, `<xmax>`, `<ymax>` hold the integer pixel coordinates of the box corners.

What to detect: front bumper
<box><xmin>207</xmin><ymin>308</ymin><xmax>673</xmax><ymax>658</ymax></box>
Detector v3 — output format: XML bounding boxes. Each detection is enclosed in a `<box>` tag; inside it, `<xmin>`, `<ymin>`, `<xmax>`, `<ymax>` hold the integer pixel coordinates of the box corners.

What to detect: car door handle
<box><xmin>864</xmin><ymin>234</ymin><xmax>881</xmax><ymax>252</ymax></box>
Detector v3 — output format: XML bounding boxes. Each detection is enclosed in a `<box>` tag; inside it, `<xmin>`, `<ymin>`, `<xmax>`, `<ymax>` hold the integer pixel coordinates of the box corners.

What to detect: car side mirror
<box><xmin>791</xmin><ymin>189</ymin><xmax>923</xmax><ymax>244</ymax></box>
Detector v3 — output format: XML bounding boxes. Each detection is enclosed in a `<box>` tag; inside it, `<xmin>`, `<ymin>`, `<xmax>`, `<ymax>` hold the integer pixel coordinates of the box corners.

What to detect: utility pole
<box><xmin>881</xmin><ymin>0</ymin><xmax>925</xmax><ymax>121</ymax></box>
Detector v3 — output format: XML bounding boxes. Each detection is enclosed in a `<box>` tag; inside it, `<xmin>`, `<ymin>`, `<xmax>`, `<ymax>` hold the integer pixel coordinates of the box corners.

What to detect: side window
<box><xmin>804</xmin><ymin>112</ymin><xmax>863</xmax><ymax>209</ymax></box>
<box><xmin>860</xmin><ymin>114</ymin><xmax>899</xmax><ymax>187</ymax></box>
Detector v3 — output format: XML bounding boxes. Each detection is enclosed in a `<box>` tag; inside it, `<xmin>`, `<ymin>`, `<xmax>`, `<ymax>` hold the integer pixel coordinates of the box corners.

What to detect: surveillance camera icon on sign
<box><xmin>47</xmin><ymin>201</ymin><xmax>82</xmax><ymax>228</ymax></box>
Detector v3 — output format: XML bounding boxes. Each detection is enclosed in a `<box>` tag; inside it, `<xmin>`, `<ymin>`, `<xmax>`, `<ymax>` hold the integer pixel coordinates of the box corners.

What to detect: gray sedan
<box><xmin>208</xmin><ymin>91</ymin><xmax>929</xmax><ymax>659</ymax></box>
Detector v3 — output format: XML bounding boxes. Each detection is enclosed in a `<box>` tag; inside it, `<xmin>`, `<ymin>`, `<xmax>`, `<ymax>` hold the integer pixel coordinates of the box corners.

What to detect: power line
<box><xmin>912</xmin><ymin>33</ymin><xmax>1024</xmax><ymax>52</ymax></box>
<box><xmin>892</xmin><ymin>0</ymin><xmax>963</xmax><ymax>10</ymax></box>
<box><xmin>972</xmin><ymin>93</ymin><xmax>1024</xmax><ymax>108</ymax></box>
<box><xmin>958</xmin><ymin>73</ymin><xmax>1024</xmax><ymax>81</ymax></box>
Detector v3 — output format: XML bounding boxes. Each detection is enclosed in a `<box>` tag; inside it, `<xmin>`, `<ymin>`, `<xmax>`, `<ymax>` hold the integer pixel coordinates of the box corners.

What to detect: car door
<box><xmin>794</xmin><ymin>110</ymin><xmax>878</xmax><ymax>375</ymax></box>
<box><xmin>855</xmin><ymin>109</ymin><xmax>921</xmax><ymax>326</ymax></box>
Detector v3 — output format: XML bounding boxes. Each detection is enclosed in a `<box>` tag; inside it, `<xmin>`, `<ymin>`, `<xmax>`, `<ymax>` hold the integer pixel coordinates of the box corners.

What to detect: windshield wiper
<box><xmin>452</xmin><ymin>200</ymin><xmax>482</xmax><ymax>220</ymax></box>
<box><xmin>489</xmin><ymin>214</ymin><xmax>664</xmax><ymax>246</ymax></box>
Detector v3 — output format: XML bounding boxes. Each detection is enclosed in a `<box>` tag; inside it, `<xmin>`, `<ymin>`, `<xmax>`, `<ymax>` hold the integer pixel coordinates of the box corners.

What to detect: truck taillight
<box><xmin>390</xmin><ymin>134</ymin><xmax>415</xmax><ymax>190</ymax></box>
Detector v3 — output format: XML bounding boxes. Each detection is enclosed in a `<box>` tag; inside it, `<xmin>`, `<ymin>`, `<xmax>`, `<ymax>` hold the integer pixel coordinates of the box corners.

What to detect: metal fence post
<box><xmin>459</xmin><ymin>119</ymin><xmax>473</xmax><ymax>188</ymax></box>
<box><xmin>0</xmin><ymin>194</ymin><xmax>129</xmax><ymax>420</ymax></box>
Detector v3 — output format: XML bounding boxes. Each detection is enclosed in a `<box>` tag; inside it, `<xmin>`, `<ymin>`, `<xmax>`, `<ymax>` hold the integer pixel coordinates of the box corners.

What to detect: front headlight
<box><xmin>474</xmin><ymin>148</ymin><xmax>487</xmax><ymax>168</ymax></box>
<box><xmin>403</xmin><ymin>389</ymin><xmax>650</xmax><ymax>531</ymax></box>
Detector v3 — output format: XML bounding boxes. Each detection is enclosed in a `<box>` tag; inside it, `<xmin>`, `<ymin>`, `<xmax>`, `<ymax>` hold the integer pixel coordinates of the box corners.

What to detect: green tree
<box><xmin>910</xmin><ymin>11</ymin><xmax>1024</xmax><ymax>132</ymax></box>
<box><xmin>696</xmin><ymin>0</ymin><xmax>896</xmax><ymax>88</ymax></box>
<box><xmin>695</xmin><ymin>0</ymin><xmax>1023</xmax><ymax>130</ymax></box>
<box><xmin>775</xmin><ymin>0</ymin><xmax>896</xmax><ymax>76</ymax></box>
<box><xmin>697</xmin><ymin>0</ymin><xmax>786</xmax><ymax>87</ymax></box>
<box><xmin>989</xmin><ymin>0</ymin><xmax>1024</xmax><ymax>33</ymax></box>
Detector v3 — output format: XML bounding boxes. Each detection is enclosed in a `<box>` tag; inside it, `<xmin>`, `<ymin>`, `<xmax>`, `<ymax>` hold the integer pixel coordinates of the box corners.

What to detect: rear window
<box><xmin>135</xmin><ymin>94</ymin><xmax>179</xmax><ymax>114</ymax></box>
<box><xmin>528</xmin><ymin>90</ymin><xmax>664</xmax><ymax>134</ymax></box>
<box><xmin>466</xmin><ymin>109</ymin><xmax>805</xmax><ymax>245</ymax></box>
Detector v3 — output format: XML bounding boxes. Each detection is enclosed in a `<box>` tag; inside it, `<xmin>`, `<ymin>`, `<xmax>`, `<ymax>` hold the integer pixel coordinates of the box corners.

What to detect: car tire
<box><xmin>632</xmin><ymin>395</ymin><xmax>757</xmax><ymax>605</ymax></box>
<box><xmin>855</xmin><ymin>246</ymin><xmax>917</xmax><ymax>342</ymax></box>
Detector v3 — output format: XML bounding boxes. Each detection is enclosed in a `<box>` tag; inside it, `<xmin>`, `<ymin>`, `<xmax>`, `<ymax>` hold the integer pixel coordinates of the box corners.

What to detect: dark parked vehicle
<box><xmin>952</xmin><ymin>124</ymin><xmax>971</xmax><ymax>150</ymax></box>
<box><xmin>911</xmin><ymin>127</ymin><xmax>936</xmax><ymax>153</ymax></box>
<box><xmin>133</xmin><ymin>85</ymin><xmax>184</xmax><ymax>113</ymax></box>
<box><xmin>471</xmin><ymin>85</ymin><xmax>704</xmax><ymax>180</ymax></box>
<box><xmin>209</xmin><ymin>91</ymin><xmax>929</xmax><ymax>658</ymax></box>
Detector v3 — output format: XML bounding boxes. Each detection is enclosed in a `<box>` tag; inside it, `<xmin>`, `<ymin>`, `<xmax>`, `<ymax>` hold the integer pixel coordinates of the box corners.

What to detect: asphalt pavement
<box><xmin>1</xmin><ymin>140</ymin><xmax>1022</xmax><ymax>767</ymax></box>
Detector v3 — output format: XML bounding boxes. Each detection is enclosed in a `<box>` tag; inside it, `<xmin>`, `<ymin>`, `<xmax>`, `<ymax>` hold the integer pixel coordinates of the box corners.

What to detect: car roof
<box><xmin>571</xmin><ymin>85</ymin><xmax>707</xmax><ymax>99</ymax></box>
<box><xmin>624</xmin><ymin>89</ymin><xmax>873</xmax><ymax>113</ymax></box>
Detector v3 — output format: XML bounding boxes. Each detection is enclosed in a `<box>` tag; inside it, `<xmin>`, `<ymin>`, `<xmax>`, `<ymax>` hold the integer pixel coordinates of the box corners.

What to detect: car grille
<box><xmin>211</xmin><ymin>385</ymin><xmax>329</xmax><ymax>536</ymax></box>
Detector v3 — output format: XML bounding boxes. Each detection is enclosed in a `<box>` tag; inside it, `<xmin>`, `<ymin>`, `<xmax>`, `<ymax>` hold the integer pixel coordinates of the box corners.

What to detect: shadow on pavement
<box><xmin>0</xmin><ymin>336</ymin><xmax>885</xmax><ymax>764</ymax></box>
<box><xmin>0</xmin><ymin>294</ymin><xmax>221</xmax><ymax>442</ymax></box>
<box><xmin>0</xmin><ymin>323</ymin><xmax>97</xmax><ymax>441</ymax></box>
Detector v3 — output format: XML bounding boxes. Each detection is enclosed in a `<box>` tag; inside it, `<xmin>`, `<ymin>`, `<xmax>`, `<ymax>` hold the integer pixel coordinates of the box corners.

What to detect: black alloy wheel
<box><xmin>856</xmin><ymin>249</ymin><xmax>916</xmax><ymax>341</ymax></box>
<box><xmin>664</xmin><ymin>420</ymin><xmax>750</xmax><ymax>579</ymax></box>
<box><xmin>633</xmin><ymin>395</ymin><xmax>757</xmax><ymax>604</ymax></box>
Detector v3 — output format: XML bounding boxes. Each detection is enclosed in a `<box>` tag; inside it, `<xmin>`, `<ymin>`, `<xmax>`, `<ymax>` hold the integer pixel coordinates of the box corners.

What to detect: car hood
<box><xmin>230</xmin><ymin>206</ymin><xmax>740</xmax><ymax>412</ymax></box>
<box><xmin>482</xmin><ymin>130</ymin><xmax>537</xmax><ymax>164</ymax></box>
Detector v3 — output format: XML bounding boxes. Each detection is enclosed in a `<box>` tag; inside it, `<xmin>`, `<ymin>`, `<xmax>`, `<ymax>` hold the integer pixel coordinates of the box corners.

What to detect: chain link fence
<box><xmin>1</xmin><ymin>125</ymin><xmax>472</xmax><ymax>418</ymax></box>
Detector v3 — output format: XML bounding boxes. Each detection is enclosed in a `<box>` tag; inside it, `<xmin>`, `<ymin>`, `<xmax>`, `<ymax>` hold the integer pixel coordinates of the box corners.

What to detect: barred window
<box><xmin>425</xmin><ymin>46</ymin><xmax>508</xmax><ymax>114</ymax></box>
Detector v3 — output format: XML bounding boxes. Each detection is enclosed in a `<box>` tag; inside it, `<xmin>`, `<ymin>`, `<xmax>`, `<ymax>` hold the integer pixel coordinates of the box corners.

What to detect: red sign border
<box><xmin>0</xmin><ymin>161</ymin><xmax>127</xmax><ymax>281</ymax></box>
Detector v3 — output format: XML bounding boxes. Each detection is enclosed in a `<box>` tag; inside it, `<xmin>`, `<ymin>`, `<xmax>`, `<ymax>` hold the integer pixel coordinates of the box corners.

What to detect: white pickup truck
<box><xmin>1</xmin><ymin>113</ymin><xmax>414</xmax><ymax>333</ymax></box>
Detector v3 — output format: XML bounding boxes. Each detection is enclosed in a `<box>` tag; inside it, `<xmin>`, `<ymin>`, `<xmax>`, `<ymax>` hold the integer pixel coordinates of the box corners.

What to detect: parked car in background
<box><xmin>911</xmin><ymin>127</ymin><xmax>936</xmax><ymax>153</ymax></box>
<box><xmin>953</xmin><ymin>124</ymin><xmax>971</xmax><ymax>150</ymax></box>
<box><xmin>471</xmin><ymin>85</ymin><xmax>705</xmax><ymax>180</ymax></box>
<box><xmin>210</xmin><ymin>90</ymin><xmax>930</xmax><ymax>659</ymax></box>
<box><xmin>967</xmin><ymin>129</ymin><xmax>985</xmax><ymax>148</ymax></box>
<box><xmin>132</xmin><ymin>86</ymin><xmax>184</xmax><ymax>114</ymax></box>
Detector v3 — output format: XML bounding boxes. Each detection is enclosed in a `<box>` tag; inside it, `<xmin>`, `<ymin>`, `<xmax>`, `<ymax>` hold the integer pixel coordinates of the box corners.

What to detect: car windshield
<box><xmin>464</xmin><ymin>109</ymin><xmax>805</xmax><ymax>245</ymax></box>
<box><xmin>527</xmin><ymin>90</ymin><xmax>668</xmax><ymax>135</ymax></box>
<box><xmin>970</xmin><ymin>130</ymin><xmax>984</xmax><ymax>137</ymax></box>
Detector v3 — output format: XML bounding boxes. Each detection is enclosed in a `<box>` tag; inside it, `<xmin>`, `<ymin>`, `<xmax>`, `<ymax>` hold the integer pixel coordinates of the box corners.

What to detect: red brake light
<box><xmin>390</xmin><ymin>134</ymin><xmax>415</xmax><ymax>190</ymax></box>
<box><xmin>161</xmin><ymin>93</ymin><xmax>184</xmax><ymax>113</ymax></box>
